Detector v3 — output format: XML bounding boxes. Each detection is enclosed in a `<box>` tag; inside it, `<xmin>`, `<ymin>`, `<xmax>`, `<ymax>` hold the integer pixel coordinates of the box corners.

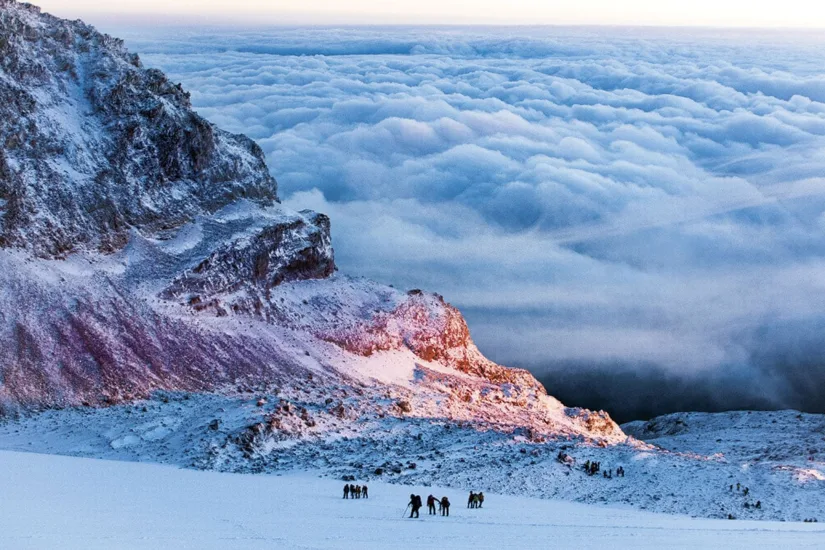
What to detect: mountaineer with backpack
<box><xmin>408</xmin><ymin>494</ymin><xmax>422</xmax><ymax>518</ymax></box>
<box><xmin>440</xmin><ymin>496</ymin><xmax>451</xmax><ymax>516</ymax></box>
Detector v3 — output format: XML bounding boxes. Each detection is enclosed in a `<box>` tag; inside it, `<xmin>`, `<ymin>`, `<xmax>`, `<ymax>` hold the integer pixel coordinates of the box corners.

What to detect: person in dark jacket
<box><xmin>440</xmin><ymin>496</ymin><xmax>450</xmax><ymax>516</ymax></box>
<box><xmin>427</xmin><ymin>495</ymin><xmax>437</xmax><ymax>515</ymax></box>
<box><xmin>343</xmin><ymin>484</ymin><xmax>350</xmax><ymax>499</ymax></box>
<box><xmin>362</xmin><ymin>485</ymin><xmax>368</xmax><ymax>499</ymax></box>
<box><xmin>468</xmin><ymin>491</ymin><xmax>476</xmax><ymax>508</ymax></box>
<box><xmin>409</xmin><ymin>494</ymin><xmax>422</xmax><ymax>518</ymax></box>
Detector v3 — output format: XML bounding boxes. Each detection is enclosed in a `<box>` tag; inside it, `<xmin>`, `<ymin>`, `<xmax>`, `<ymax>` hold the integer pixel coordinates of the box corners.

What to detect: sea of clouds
<box><xmin>116</xmin><ymin>25</ymin><xmax>825</xmax><ymax>420</ymax></box>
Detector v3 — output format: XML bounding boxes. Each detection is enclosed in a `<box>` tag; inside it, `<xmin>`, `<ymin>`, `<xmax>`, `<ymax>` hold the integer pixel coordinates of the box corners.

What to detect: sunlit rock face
<box><xmin>0</xmin><ymin>0</ymin><xmax>623</xmax><ymax>448</ymax></box>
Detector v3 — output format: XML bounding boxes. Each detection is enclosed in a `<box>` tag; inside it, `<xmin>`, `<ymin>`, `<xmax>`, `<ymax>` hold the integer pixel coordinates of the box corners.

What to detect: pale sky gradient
<box><xmin>32</xmin><ymin>0</ymin><xmax>825</xmax><ymax>27</ymax></box>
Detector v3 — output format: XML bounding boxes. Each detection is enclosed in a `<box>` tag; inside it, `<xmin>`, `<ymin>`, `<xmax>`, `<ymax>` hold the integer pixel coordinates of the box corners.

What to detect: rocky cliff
<box><xmin>0</xmin><ymin>0</ymin><xmax>276</xmax><ymax>257</ymax></box>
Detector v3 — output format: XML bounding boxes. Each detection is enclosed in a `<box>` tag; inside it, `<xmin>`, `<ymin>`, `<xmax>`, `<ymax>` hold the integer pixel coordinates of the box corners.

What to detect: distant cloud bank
<box><xmin>124</xmin><ymin>26</ymin><xmax>825</xmax><ymax>421</ymax></box>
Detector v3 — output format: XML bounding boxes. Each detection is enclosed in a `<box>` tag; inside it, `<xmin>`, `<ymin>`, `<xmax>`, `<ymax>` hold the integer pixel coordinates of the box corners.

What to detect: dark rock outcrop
<box><xmin>163</xmin><ymin>211</ymin><xmax>334</xmax><ymax>306</ymax></box>
<box><xmin>0</xmin><ymin>0</ymin><xmax>277</xmax><ymax>257</ymax></box>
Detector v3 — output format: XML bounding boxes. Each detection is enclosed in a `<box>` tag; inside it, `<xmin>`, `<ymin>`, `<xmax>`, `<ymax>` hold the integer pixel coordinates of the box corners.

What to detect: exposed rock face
<box><xmin>322</xmin><ymin>290</ymin><xmax>545</xmax><ymax>390</ymax></box>
<box><xmin>0</xmin><ymin>0</ymin><xmax>276</xmax><ymax>257</ymax></box>
<box><xmin>0</xmin><ymin>1</ymin><xmax>624</xmax><ymax>447</ymax></box>
<box><xmin>163</xmin><ymin>211</ymin><xmax>335</xmax><ymax>312</ymax></box>
<box><xmin>0</xmin><ymin>253</ymin><xmax>315</xmax><ymax>411</ymax></box>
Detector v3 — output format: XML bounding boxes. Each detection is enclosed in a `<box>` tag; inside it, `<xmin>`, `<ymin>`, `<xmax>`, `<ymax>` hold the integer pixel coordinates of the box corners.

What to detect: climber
<box><xmin>343</xmin><ymin>484</ymin><xmax>350</xmax><ymax>499</ymax></box>
<box><xmin>477</xmin><ymin>492</ymin><xmax>485</xmax><ymax>508</ymax></box>
<box><xmin>440</xmin><ymin>496</ymin><xmax>451</xmax><ymax>516</ymax></box>
<box><xmin>468</xmin><ymin>491</ymin><xmax>476</xmax><ymax>508</ymax></box>
<box><xmin>362</xmin><ymin>485</ymin><xmax>368</xmax><ymax>499</ymax></box>
<box><xmin>408</xmin><ymin>494</ymin><xmax>422</xmax><ymax>518</ymax></box>
<box><xmin>427</xmin><ymin>495</ymin><xmax>437</xmax><ymax>515</ymax></box>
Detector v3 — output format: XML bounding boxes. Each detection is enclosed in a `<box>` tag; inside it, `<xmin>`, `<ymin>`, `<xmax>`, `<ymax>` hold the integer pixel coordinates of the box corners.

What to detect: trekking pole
<box><xmin>401</xmin><ymin>504</ymin><xmax>411</xmax><ymax>518</ymax></box>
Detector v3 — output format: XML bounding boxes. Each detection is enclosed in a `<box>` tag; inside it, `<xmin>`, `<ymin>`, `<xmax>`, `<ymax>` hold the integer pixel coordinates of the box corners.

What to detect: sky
<box><xmin>34</xmin><ymin>0</ymin><xmax>825</xmax><ymax>28</ymax></box>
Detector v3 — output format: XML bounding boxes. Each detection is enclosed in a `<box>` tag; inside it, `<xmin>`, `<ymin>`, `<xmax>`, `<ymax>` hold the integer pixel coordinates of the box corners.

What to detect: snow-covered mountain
<box><xmin>0</xmin><ymin>0</ymin><xmax>621</xmax><ymax>441</ymax></box>
<box><xmin>1</xmin><ymin>0</ymin><xmax>823</xmax><ymax>525</ymax></box>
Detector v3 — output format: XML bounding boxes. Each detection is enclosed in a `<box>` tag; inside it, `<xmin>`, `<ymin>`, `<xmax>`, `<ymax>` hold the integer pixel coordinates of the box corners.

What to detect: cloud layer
<box><xmin>119</xmin><ymin>26</ymin><xmax>825</xmax><ymax>421</ymax></box>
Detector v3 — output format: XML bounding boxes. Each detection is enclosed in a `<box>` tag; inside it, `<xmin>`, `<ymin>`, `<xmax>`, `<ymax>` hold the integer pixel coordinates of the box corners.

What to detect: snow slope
<box><xmin>624</xmin><ymin>410</ymin><xmax>825</xmax><ymax>492</ymax></box>
<box><xmin>1</xmin><ymin>450</ymin><xmax>823</xmax><ymax>550</ymax></box>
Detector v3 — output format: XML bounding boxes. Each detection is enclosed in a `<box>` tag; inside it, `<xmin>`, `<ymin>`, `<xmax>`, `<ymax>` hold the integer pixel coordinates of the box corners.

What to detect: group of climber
<box><xmin>467</xmin><ymin>491</ymin><xmax>485</xmax><ymax>508</ymax></box>
<box><xmin>584</xmin><ymin>460</ymin><xmax>601</xmax><ymax>476</ymax></box>
<box><xmin>341</xmin><ymin>483</ymin><xmax>484</xmax><ymax>519</ymax></box>
<box><xmin>407</xmin><ymin>494</ymin><xmax>451</xmax><ymax>517</ymax></box>
<box><xmin>425</xmin><ymin>494</ymin><xmax>451</xmax><ymax>516</ymax></box>
<box><xmin>729</xmin><ymin>482</ymin><xmax>749</xmax><ymax>496</ymax></box>
<box><xmin>728</xmin><ymin>482</ymin><xmax>762</xmax><ymax>511</ymax></box>
<box><xmin>602</xmin><ymin>466</ymin><xmax>625</xmax><ymax>479</ymax></box>
<box><xmin>343</xmin><ymin>483</ymin><xmax>368</xmax><ymax>499</ymax></box>
<box><xmin>406</xmin><ymin>491</ymin><xmax>485</xmax><ymax>518</ymax></box>
<box><xmin>583</xmin><ymin>460</ymin><xmax>624</xmax><ymax>478</ymax></box>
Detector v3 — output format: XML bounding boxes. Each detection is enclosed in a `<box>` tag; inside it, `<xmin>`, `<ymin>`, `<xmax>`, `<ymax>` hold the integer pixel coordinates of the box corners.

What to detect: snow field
<box><xmin>1</xmin><ymin>450</ymin><xmax>823</xmax><ymax>550</ymax></box>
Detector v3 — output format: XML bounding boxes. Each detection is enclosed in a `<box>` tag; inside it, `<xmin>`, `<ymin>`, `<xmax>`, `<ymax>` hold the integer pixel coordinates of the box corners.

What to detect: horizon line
<box><xmin>32</xmin><ymin>8</ymin><xmax>825</xmax><ymax>33</ymax></box>
<box><xmin>89</xmin><ymin>18</ymin><xmax>825</xmax><ymax>34</ymax></box>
